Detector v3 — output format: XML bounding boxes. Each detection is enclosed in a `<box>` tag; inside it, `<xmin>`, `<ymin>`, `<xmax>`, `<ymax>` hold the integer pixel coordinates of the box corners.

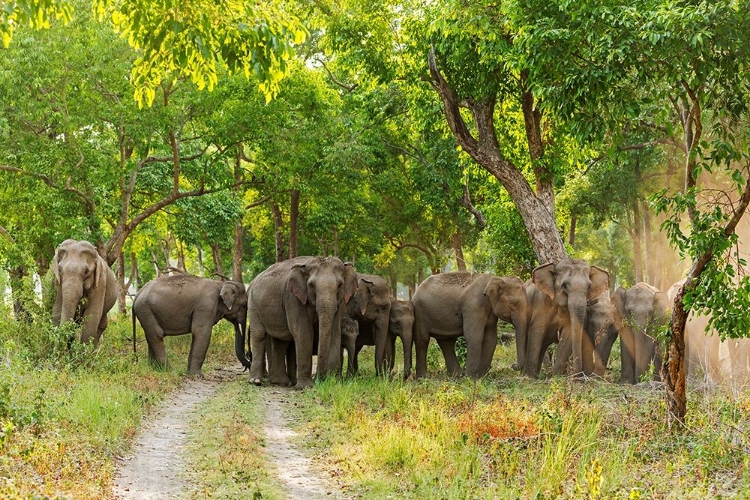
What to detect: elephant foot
<box><xmin>294</xmin><ymin>379</ymin><xmax>314</xmax><ymax>390</ymax></box>
<box><xmin>511</xmin><ymin>363</ymin><xmax>520</xmax><ymax>371</ymax></box>
<box><xmin>249</xmin><ymin>377</ymin><xmax>263</xmax><ymax>386</ymax></box>
<box><xmin>269</xmin><ymin>375</ymin><xmax>293</xmax><ymax>387</ymax></box>
<box><xmin>187</xmin><ymin>370</ymin><xmax>204</xmax><ymax>378</ymax></box>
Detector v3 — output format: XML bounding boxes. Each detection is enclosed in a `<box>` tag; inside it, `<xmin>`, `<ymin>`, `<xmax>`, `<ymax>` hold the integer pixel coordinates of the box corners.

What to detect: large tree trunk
<box><xmin>289</xmin><ymin>189</ymin><xmax>299</xmax><ymax>259</ymax></box>
<box><xmin>428</xmin><ymin>50</ymin><xmax>567</xmax><ymax>265</ymax></box>
<box><xmin>271</xmin><ymin>203</ymin><xmax>286</xmax><ymax>263</ymax></box>
<box><xmin>452</xmin><ymin>230</ymin><xmax>466</xmax><ymax>271</ymax></box>
<box><xmin>233</xmin><ymin>223</ymin><xmax>244</xmax><ymax>283</ymax></box>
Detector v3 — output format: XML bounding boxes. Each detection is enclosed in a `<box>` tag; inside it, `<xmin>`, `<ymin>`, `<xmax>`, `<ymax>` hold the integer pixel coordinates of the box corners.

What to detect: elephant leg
<box><xmin>463</xmin><ymin>318</ymin><xmax>488</xmax><ymax>379</ymax></box>
<box><xmin>633</xmin><ymin>332</ymin><xmax>654</xmax><ymax>382</ymax></box>
<box><xmin>619</xmin><ymin>326</ymin><xmax>636</xmax><ymax>384</ymax></box>
<box><xmin>286</xmin><ymin>343</ymin><xmax>297</xmax><ymax>386</ymax></box>
<box><xmin>268</xmin><ymin>338</ymin><xmax>292</xmax><ymax>386</ymax></box>
<box><xmin>248</xmin><ymin>307</ymin><xmax>267</xmax><ymax>385</ymax></box>
<box><xmin>523</xmin><ymin>315</ymin><xmax>548</xmax><ymax>378</ymax></box>
<box><xmin>402</xmin><ymin>331</ymin><xmax>413</xmax><ymax>380</ymax></box>
<box><xmin>437</xmin><ymin>338</ymin><xmax>463</xmax><ymax>377</ymax></box>
<box><xmin>553</xmin><ymin>327</ymin><xmax>571</xmax><ymax>375</ymax></box>
<box><xmin>386</xmin><ymin>335</ymin><xmax>397</xmax><ymax>374</ymax></box>
<box><xmin>477</xmin><ymin>324</ymin><xmax>498</xmax><ymax>378</ymax></box>
<box><xmin>187</xmin><ymin>325</ymin><xmax>212</xmax><ymax>376</ymax></box>
<box><xmin>138</xmin><ymin>310</ymin><xmax>167</xmax><ymax>368</ymax></box>
<box><xmin>414</xmin><ymin>316</ymin><xmax>430</xmax><ymax>379</ymax></box>
<box><xmin>290</xmin><ymin>321</ymin><xmax>315</xmax><ymax>389</ymax></box>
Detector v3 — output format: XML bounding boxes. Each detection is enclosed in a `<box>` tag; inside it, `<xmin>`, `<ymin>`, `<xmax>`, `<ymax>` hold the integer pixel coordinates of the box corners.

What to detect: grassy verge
<box><xmin>0</xmin><ymin>311</ymin><xmax>238</xmax><ymax>499</ymax></box>
<box><xmin>297</xmin><ymin>341</ymin><xmax>750</xmax><ymax>499</ymax></box>
<box><xmin>183</xmin><ymin>376</ymin><xmax>285</xmax><ymax>500</ymax></box>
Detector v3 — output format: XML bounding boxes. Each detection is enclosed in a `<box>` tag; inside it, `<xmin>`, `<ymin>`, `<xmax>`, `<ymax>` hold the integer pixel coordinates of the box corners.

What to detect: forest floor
<box><xmin>113</xmin><ymin>365</ymin><xmax>347</xmax><ymax>500</ymax></box>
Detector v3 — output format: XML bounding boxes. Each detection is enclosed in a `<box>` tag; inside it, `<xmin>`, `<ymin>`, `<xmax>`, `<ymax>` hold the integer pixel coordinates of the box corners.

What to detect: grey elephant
<box><xmin>612</xmin><ymin>282</ymin><xmax>670</xmax><ymax>384</ymax></box>
<box><xmin>347</xmin><ymin>273</ymin><xmax>392</xmax><ymax>375</ymax></box>
<box><xmin>584</xmin><ymin>296</ymin><xmax>622</xmax><ymax>370</ymax></box>
<box><xmin>521</xmin><ymin>259</ymin><xmax>609</xmax><ymax>378</ymax></box>
<box><xmin>341</xmin><ymin>317</ymin><xmax>360</xmax><ymax>377</ymax></box>
<box><xmin>244</xmin><ymin>256</ymin><xmax>358</xmax><ymax>389</ymax></box>
<box><xmin>51</xmin><ymin>239</ymin><xmax>119</xmax><ymax>345</ymax></box>
<box><xmin>349</xmin><ymin>298</ymin><xmax>414</xmax><ymax>378</ymax></box>
<box><xmin>413</xmin><ymin>272</ymin><xmax>528</xmax><ymax>379</ymax></box>
<box><xmin>133</xmin><ymin>275</ymin><xmax>248</xmax><ymax>376</ymax></box>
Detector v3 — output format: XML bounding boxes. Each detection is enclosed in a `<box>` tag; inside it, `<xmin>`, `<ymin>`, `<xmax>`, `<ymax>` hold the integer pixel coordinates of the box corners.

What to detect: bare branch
<box><xmin>460</xmin><ymin>183</ymin><xmax>487</xmax><ymax>229</ymax></box>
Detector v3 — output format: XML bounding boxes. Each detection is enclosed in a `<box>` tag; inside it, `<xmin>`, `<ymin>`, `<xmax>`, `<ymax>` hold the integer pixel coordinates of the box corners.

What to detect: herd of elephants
<box><xmin>50</xmin><ymin>239</ymin><xmax>750</xmax><ymax>389</ymax></box>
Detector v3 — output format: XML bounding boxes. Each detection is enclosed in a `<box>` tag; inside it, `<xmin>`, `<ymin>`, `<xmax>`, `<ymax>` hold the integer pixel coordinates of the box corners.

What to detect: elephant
<box><xmin>413</xmin><ymin>272</ymin><xmax>528</xmax><ymax>379</ymax></box>
<box><xmin>349</xmin><ymin>298</ymin><xmax>414</xmax><ymax>378</ymax></box>
<box><xmin>612</xmin><ymin>282</ymin><xmax>670</xmax><ymax>384</ymax></box>
<box><xmin>132</xmin><ymin>275</ymin><xmax>248</xmax><ymax>376</ymax></box>
<box><xmin>346</xmin><ymin>273</ymin><xmax>392</xmax><ymax>375</ymax></box>
<box><xmin>51</xmin><ymin>239</ymin><xmax>119</xmax><ymax>345</ymax></box>
<box><xmin>340</xmin><ymin>316</ymin><xmax>360</xmax><ymax>377</ymax></box>
<box><xmin>584</xmin><ymin>296</ymin><xmax>622</xmax><ymax>370</ymax></box>
<box><xmin>244</xmin><ymin>256</ymin><xmax>358</xmax><ymax>389</ymax></box>
<box><xmin>521</xmin><ymin>258</ymin><xmax>609</xmax><ymax>378</ymax></box>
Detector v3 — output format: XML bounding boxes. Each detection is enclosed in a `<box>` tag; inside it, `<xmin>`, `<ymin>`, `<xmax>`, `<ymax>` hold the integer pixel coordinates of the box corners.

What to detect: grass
<box><xmin>0</xmin><ymin>308</ymin><xmax>238</xmax><ymax>499</ymax></box>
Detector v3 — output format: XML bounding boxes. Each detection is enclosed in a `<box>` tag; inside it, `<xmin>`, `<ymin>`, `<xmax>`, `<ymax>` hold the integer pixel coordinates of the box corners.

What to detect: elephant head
<box><xmin>220</xmin><ymin>281</ymin><xmax>251</xmax><ymax>370</ymax></box>
<box><xmin>287</xmin><ymin>257</ymin><xmax>358</xmax><ymax>378</ymax></box>
<box><xmin>52</xmin><ymin>239</ymin><xmax>117</xmax><ymax>344</ymax></box>
<box><xmin>351</xmin><ymin>273</ymin><xmax>392</xmax><ymax>375</ymax></box>
<box><xmin>388</xmin><ymin>299</ymin><xmax>415</xmax><ymax>378</ymax></box>
<box><xmin>341</xmin><ymin>316</ymin><xmax>360</xmax><ymax>376</ymax></box>
<box><xmin>533</xmin><ymin>258</ymin><xmax>609</xmax><ymax>376</ymax></box>
<box><xmin>483</xmin><ymin>276</ymin><xmax>528</xmax><ymax>371</ymax></box>
<box><xmin>585</xmin><ymin>296</ymin><xmax>621</xmax><ymax>369</ymax></box>
<box><xmin>612</xmin><ymin>282</ymin><xmax>670</xmax><ymax>383</ymax></box>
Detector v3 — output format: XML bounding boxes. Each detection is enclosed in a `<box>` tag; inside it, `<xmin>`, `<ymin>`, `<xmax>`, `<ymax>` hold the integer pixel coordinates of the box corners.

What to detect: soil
<box><xmin>112</xmin><ymin>366</ymin><xmax>345</xmax><ymax>499</ymax></box>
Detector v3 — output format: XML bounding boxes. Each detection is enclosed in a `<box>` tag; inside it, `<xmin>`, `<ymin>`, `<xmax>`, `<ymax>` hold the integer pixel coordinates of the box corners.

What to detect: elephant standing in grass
<box><xmin>347</xmin><ymin>274</ymin><xmax>392</xmax><ymax>375</ymax></box>
<box><xmin>133</xmin><ymin>275</ymin><xmax>248</xmax><ymax>376</ymax></box>
<box><xmin>341</xmin><ymin>317</ymin><xmax>360</xmax><ymax>377</ymax></box>
<box><xmin>245</xmin><ymin>256</ymin><xmax>358</xmax><ymax>389</ymax></box>
<box><xmin>51</xmin><ymin>239</ymin><xmax>119</xmax><ymax>345</ymax></box>
<box><xmin>521</xmin><ymin>259</ymin><xmax>609</xmax><ymax>378</ymax></box>
<box><xmin>413</xmin><ymin>272</ymin><xmax>528</xmax><ymax>379</ymax></box>
<box><xmin>612</xmin><ymin>282</ymin><xmax>670</xmax><ymax>384</ymax></box>
<box><xmin>584</xmin><ymin>296</ymin><xmax>622</xmax><ymax>370</ymax></box>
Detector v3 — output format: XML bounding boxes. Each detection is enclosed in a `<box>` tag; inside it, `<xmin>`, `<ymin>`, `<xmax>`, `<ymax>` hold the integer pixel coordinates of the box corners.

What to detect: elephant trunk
<box><xmin>374</xmin><ymin>313</ymin><xmax>390</xmax><ymax>376</ymax></box>
<box><xmin>235</xmin><ymin>318</ymin><xmax>252</xmax><ymax>369</ymax></box>
<box><xmin>567</xmin><ymin>296</ymin><xmax>588</xmax><ymax>374</ymax></box>
<box><xmin>511</xmin><ymin>308</ymin><xmax>528</xmax><ymax>372</ymax></box>
<box><xmin>59</xmin><ymin>279</ymin><xmax>84</xmax><ymax>325</ymax></box>
<box><xmin>316</xmin><ymin>299</ymin><xmax>338</xmax><ymax>379</ymax></box>
<box><xmin>401</xmin><ymin>320</ymin><xmax>414</xmax><ymax>380</ymax></box>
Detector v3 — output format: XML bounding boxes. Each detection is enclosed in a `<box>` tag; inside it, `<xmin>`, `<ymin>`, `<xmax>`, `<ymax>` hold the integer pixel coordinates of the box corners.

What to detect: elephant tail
<box><xmin>131</xmin><ymin>306</ymin><xmax>137</xmax><ymax>356</ymax></box>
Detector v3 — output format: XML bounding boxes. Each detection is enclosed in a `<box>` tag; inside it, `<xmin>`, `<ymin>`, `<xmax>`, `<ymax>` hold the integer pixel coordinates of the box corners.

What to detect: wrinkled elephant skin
<box><xmin>133</xmin><ymin>275</ymin><xmax>248</xmax><ymax>376</ymax></box>
<box><xmin>347</xmin><ymin>273</ymin><xmax>392</xmax><ymax>376</ymax></box>
<box><xmin>413</xmin><ymin>272</ymin><xmax>527</xmax><ymax>379</ymax></box>
<box><xmin>51</xmin><ymin>239</ymin><xmax>119</xmax><ymax>345</ymax></box>
<box><xmin>247</xmin><ymin>256</ymin><xmax>358</xmax><ymax>389</ymax></box>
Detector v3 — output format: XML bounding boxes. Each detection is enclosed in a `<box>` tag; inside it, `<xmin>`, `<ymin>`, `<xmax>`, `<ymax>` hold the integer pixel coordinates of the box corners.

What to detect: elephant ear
<box><xmin>612</xmin><ymin>287</ymin><xmax>627</xmax><ymax>318</ymax></box>
<box><xmin>288</xmin><ymin>264</ymin><xmax>308</xmax><ymax>305</ymax></box>
<box><xmin>588</xmin><ymin>266</ymin><xmax>610</xmax><ymax>300</ymax></box>
<box><xmin>95</xmin><ymin>255</ymin><xmax>107</xmax><ymax>290</ymax></box>
<box><xmin>532</xmin><ymin>263</ymin><xmax>556</xmax><ymax>300</ymax></box>
<box><xmin>358</xmin><ymin>278</ymin><xmax>374</xmax><ymax>315</ymax></box>
<box><xmin>343</xmin><ymin>262</ymin><xmax>358</xmax><ymax>304</ymax></box>
<box><xmin>220</xmin><ymin>282</ymin><xmax>238</xmax><ymax>311</ymax></box>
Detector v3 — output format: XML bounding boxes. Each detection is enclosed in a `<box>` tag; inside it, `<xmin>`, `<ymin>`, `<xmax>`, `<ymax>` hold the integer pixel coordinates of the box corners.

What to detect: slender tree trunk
<box><xmin>642</xmin><ymin>200</ymin><xmax>655</xmax><ymax>286</ymax></box>
<box><xmin>117</xmin><ymin>252</ymin><xmax>127</xmax><ymax>314</ymax></box>
<box><xmin>452</xmin><ymin>230</ymin><xmax>466</xmax><ymax>271</ymax></box>
<box><xmin>632</xmin><ymin>201</ymin><xmax>644</xmax><ymax>283</ymax></box>
<box><xmin>271</xmin><ymin>203</ymin><xmax>285</xmax><ymax>263</ymax></box>
<box><xmin>569</xmin><ymin>215</ymin><xmax>577</xmax><ymax>248</ymax></box>
<box><xmin>332</xmin><ymin>226</ymin><xmax>339</xmax><ymax>257</ymax></box>
<box><xmin>151</xmin><ymin>250</ymin><xmax>161</xmax><ymax>276</ymax></box>
<box><xmin>289</xmin><ymin>189</ymin><xmax>299</xmax><ymax>259</ymax></box>
<box><xmin>176</xmin><ymin>239</ymin><xmax>186</xmax><ymax>272</ymax></box>
<box><xmin>210</xmin><ymin>243</ymin><xmax>224</xmax><ymax>276</ymax></box>
<box><xmin>9</xmin><ymin>265</ymin><xmax>30</xmax><ymax>322</ymax></box>
<box><xmin>233</xmin><ymin>223</ymin><xmax>244</xmax><ymax>283</ymax></box>
<box><xmin>197</xmin><ymin>245</ymin><xmax>205</xmax><ymax>276</ymax></box>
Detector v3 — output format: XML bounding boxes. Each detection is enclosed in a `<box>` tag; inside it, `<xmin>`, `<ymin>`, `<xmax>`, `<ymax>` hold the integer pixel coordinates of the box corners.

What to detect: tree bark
<box><xmin>197</xmin><ymin>245</ymin><xmax>205</xmax><ymax>276</ymax></box>
<box><xmin>9</xmin><ymin>265</ymin><xmax>30</xmax><ymax>322</ymax></box>
<box><xmin>568</xmin><ymin>215</ymin><xmax>577</xmax><ymax>248</ymax></box>
<box><xmin>289</xmin><ymin>188</ymin><xmax>299</xmax><ymax>259</ymax></box>
<box><xmin>271</xmin><ymin>203</ymin><xmax>285</xmax><ymax>263</ymax></box>
<box><xmin>642</xmin><ymin>200</ymin><xmax>655</xmax><ymax>286</ymax></box>
<box><xmin>632</xmin><ymin>200</ymin><xmax>644</xmax><ymax>283</ymax></box>
<box><xmin>176</xmin><ymin>239</ymin><xmax>186</xmax><ymax>273</ymax></box>
<box><xmin>452</xmin><ymin>230</ymin><xmax>466</xmax><ymax>271</ymax></box>
<box><xmin>332</xmin><ymin>225</ymin><xmax>339</xmax><ymax>257</ymax></box>
<box><xmin>210</xmin><ymin>243</ymin><xmax>224</xmax><ymax>276</ymax></box>
<box><xmin>233</xmin><ymin>223</ymin><xmax>244</xmax><ymax>283</ymax></box>
<box><xmin>428</xmin><ymin>49</ymin><xmax>567</xmax><ymax>265</ymax></box>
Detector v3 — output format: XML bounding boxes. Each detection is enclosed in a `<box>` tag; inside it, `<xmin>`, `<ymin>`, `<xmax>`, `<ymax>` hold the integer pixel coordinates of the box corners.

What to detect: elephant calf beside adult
<box><xmin>413</xmin><ymin>272</ymin><xmax>527</xmax><ymax>379</ymax></box>
<box><xmin>51</xmin><ymin>239</ymin><xmax>119</xmax><ymax>345</ymax></box>
<box><xmin>244</xmin><ymin>256</ymin><xmax>358</xmax><ymax>389</ymax></box>
<box><xmin>133</xmin><ymin>275</ymin><xmax>249</xmax><ymax>376</ymax></box>
<box><xmin>346</xmin><ymin>273</ymin><xmax>393</xmax><ymax>376</ymax></box>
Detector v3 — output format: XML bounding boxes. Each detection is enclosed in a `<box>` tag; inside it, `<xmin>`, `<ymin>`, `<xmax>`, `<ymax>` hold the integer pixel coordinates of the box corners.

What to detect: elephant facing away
<box><xmin>413</xmin><ymin>272</ymin><xmax>528</xmax><ymax>379</ymax></box>
<box><xmin>51</xmin><ymin>239</ymin><xmax>119</xmax><ymax>345</ymax></box>
<box><xmin>347</xmin><ymin>273</ymin><xmax>392</xmax><ymax>375</ymax></box>
<box><xmin>246</xmin><ymin>256</ymin><xmax>358</xmax><ymax>389</ymax></box>
<box><xmin>133</xmin><ymin>275</ymin><xmax>248</xmax><ymax>376</ymax></box>
<box><xmin>522</xmin><ymin>259</ymin><xmax>609</xmax><ymax>378</ymax></box>
<box><xmin>612</xmin><ymin>282</ymin><xmax>670</xmax><ymax>384</ymax></box>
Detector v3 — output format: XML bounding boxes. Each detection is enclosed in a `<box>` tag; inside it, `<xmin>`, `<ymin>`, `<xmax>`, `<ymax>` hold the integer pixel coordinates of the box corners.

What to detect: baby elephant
<box><xmin>133</xmin><ymin>275</ymin><xmax>249</xmax><ymax>376</ymax></box>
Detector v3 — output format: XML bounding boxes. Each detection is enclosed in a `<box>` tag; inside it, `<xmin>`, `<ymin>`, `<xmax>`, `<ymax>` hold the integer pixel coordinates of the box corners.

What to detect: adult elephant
<box><xmin>522</xmin><ymin>259</ymin><xmax>609</xmax><ymax>378</ymax></box>
<box><xmin>133</xmin><ymin>275</ymin><xmax>248</xmax><ymax>376</ymax></box>
<box><xmin>612</xmin><ymin>282</ymin><xmax>670</xmax><ymax>384</ymax></box>
<box><xmin>51</xmin><ymin>239</ymin><xmax>119</xmax><ymax>345</ymax></box>
<box><xmin>347</xmin><ymin>273</ymin><xmax>392</xmax><ymax>375</ymax></box>
<box><xmin>349</xmin><ymin>298</ymin><xmax>414</xmax><ymax>379</ymax></box>
<box><xmin>413</xmin><ymin>272</ymin><xmax>527</xmax><ymax>379</ymax></box>
<box><xmin>245</xmin><ymin>256</ymin><xmax>358</xmax><ymax>389</ymax></box>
